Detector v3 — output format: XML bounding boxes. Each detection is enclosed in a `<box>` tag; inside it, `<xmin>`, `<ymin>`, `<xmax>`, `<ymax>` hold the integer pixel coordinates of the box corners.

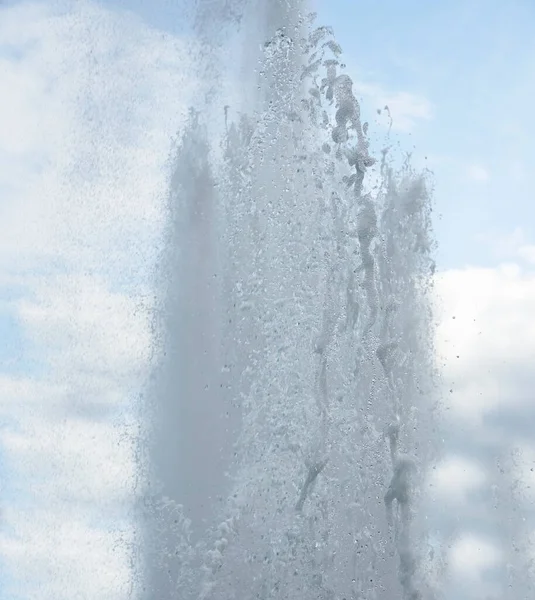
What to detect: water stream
<box><xmin>144</xmin><ymin>2</ymin><xmax>438</xmax><ymax>598</ymax></box>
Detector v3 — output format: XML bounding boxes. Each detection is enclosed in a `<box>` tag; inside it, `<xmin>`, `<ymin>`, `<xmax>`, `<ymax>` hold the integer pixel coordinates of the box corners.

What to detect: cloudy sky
<box><xmin>0</xmin><ymin>0</ymin><xmax>534</xmax><ymax>598</ymax></box>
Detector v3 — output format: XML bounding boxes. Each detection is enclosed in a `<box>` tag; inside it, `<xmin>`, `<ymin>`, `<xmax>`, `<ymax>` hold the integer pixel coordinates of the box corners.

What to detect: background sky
<box><xmin>0</xmin><ymin>0</ymin><xmax>534</xmax><ymax>598</ymax></box>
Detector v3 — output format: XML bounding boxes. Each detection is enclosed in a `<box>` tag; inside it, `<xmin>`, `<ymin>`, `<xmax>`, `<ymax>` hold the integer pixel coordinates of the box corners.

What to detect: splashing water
<box><xmin>144</xmin><ymin>1</ymin><xmax>438</xmax><ymax>599</ymax></box>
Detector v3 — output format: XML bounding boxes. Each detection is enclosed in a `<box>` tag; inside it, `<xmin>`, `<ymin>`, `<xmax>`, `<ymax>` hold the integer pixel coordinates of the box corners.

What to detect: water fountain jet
<box><xmin>144</xmin><ymin>2</ymin><xmax>438</xmax><ymax>599</ymax></box>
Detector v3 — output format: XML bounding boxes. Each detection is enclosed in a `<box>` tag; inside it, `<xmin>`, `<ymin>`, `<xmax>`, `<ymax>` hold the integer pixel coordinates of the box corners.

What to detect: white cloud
<box><xmin>354</xmin><ymin>81</ymin><xmax>433</xmax><ymax>132</ymax></box>
<box><xmin>0</xmin><ymin>0</ymin><xmax>198</xmax><ymax>278</ymax></box>
<box><xmin>449</xmin><ymin>533</ymin><xmax>502</xmax><ymax>590</ymax></box>
<box><xmin>0</xmin><ymin>1</ymin><xmax>195</xmax><ymax>598</ymax></box>
<box><xmin>2</xmin><ymin>415</ymin><xmax>138</xmax><ymax>511</ymax></box>
<box><xmin>434</xmin><ymin>262</ymin><xmax>535</xmax><ymax>427</ymax></box>
<box><xmin>432</xmin><ymin>250</ymin><xmax>535</xmax><ymax>596</ymax></box>
<box><xmin>0</xmin><ymin>506</ymin><xmax>135</xmax><ymax>600</ymax></box>
<box><xmin>0</xmin><ymin>277</ymin><xmax>148</xmax><ymax>597</ymax></box>
<box><xmin>335</xmin><ymin>62</ymin><xmax>433</xmax><ymax>134</ymax></box>
<box><xmin>430</xmin><ymin>455</ymin><xmax>487</xmax><ymax>502</ymax></box>
<box><xmin>15</xmin><ymin>274</ymin><xmax>153</xmax><ymax>388</ymax></box>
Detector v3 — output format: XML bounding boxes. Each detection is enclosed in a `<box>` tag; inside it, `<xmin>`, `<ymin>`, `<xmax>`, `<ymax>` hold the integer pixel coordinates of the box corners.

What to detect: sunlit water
<box><xmin>143</xmin><ymin>1</ymin><xmax>439</xmax><ymax>598</ymax></box>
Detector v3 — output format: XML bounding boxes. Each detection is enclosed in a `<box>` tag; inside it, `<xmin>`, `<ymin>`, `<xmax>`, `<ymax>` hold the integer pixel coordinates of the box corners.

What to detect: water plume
<box><xmin>144</xmin><ymin>2</ymin><xmax>438</xmax><ymax>598</ymax></box>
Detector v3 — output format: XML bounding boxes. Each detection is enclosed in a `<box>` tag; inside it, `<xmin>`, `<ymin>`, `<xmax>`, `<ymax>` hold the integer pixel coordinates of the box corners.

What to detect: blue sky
<box><xmin>1</xmin><ymin>1</ymin><xmax>535</xmax><ymax>599</ymax></box>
